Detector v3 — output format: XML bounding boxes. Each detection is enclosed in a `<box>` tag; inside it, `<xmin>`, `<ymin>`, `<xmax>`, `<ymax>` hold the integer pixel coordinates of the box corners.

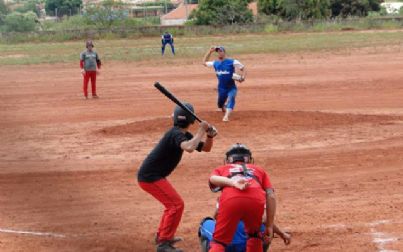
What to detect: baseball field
<box><xmin>0</xmin><ymin>30</ymin><xmax>403</xmax><ymax>251</ymax></box>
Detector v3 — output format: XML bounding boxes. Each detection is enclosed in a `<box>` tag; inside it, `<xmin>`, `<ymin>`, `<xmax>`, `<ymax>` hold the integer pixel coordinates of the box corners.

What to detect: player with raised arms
<box><xmin>203</xmin><ymin>46</ymin><xmax>246</xmax><ymax>122</ymax></box>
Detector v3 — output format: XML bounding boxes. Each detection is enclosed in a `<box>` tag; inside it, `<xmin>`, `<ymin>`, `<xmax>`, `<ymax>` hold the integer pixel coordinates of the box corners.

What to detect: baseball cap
<box><xmin>215</xmin><ymin>46</ymin><xmax>225</xmax><ymax>52</ymax></box>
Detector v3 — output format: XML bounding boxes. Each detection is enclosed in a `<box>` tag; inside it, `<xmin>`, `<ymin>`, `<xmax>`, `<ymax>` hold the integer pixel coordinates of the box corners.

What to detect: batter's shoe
<box><xmin>156</xmin><ymin>242</ymin><xmax>183</xmax><ymax>252</ymax></box>
<box><xmin>155</xmin><ymin>235</ymin><xmax>183</xmax><ymax>245</ymax></box>
<box><xmin>168</xmin><ymin>237</ymin><xmax>183</xmax><ymax>246</ymax></box>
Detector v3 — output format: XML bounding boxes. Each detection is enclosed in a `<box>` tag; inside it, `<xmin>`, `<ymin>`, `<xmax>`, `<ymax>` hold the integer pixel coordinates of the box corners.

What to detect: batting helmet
<box><xmin>86</xmin><ymin>40</ymin><xmax>94</xmax><ymax>48</ymax></box>
<box><xmin>173</xmin><ymin>103</ymin><xmax>196</xmax><ymax>128</ymax></box>
<box><xmin>226</xmin><ymin>143</ymin><xmax>253</xmax><ymax>164</ymax></box>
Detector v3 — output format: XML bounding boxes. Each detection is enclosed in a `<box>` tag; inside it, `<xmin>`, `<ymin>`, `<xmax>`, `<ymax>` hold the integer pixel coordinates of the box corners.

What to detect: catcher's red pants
<box><xmin>83</xmin><ymin>71</ymin><xmax>97</xmax><ymax>97</ymax></box>
<box><xmin>138</xmin><ymin>179</ymin><xmax>184</xmax><ymax>242</ymax></box>
<box><xmin>209</xmin><ymin>197</ymin><xmax>265</xmax><ymax>252</ymax></box>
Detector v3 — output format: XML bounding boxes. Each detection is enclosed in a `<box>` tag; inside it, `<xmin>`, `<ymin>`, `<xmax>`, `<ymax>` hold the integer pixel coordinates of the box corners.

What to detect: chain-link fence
<box><xmin>2</xmin><ymin>16</ymin><xmax>403</xmax><ymax>43</ymax></box>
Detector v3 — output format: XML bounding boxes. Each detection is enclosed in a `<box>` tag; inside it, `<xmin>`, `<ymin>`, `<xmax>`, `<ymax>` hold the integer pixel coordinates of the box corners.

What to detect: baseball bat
<box><xmin>154</xmin><ymin>82</ymin><xmax>202</xmax><ymax>123</ymax></box>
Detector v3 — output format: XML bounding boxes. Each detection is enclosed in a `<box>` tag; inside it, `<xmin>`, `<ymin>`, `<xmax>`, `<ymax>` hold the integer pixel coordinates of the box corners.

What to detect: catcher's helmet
<box><xmin>173</xmin><ymin>103</ymin><xmax>196</xmax><ymax>128</ymax></box>
<box><xmin>226</xmin><ymin>143</ymin><xmax>253</xmax><ymax>163</ymax></box>
<box><xmin>86</xmin><ymin>40</ymin><xmax>94</xmax><ymax>48</ymax></box>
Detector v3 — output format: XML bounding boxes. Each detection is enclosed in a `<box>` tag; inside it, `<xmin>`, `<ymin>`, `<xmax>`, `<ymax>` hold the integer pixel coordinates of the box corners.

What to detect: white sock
<box><xmin>223</xmin><ymin>108</ymin><xmax>232</xmax><ymax>121</ymax></box>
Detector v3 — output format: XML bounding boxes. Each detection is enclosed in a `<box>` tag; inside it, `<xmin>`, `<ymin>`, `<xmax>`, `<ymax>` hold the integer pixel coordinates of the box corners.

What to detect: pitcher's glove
<box><xmin>207</xmin><ymin>126</ymin><xmax>218</xmax><ymax>138</ymax></box>
<box><xmin>232</xmin><ymin>73</ymin><xmax>245</xmax><ymax>82</ymax></box>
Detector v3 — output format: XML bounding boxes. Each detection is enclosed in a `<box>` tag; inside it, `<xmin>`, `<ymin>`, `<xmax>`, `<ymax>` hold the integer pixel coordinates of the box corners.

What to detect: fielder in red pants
<box><xmin>208</xmin><ymin>144</ymin><xmax>276</xmax><ymax>252</ymax></box>
<box><xmin>80</xmin><ymin>40</ymin><xmax>101</xmax><ymax>99</ymax></box>
<box><xmin>137</xmin><ymin>103</ymin><xmax>217</xmax><ymax>252</ymax></box>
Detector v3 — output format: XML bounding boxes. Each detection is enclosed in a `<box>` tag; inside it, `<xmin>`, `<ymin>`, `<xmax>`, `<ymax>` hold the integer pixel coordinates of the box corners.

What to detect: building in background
<box><xmin>161</xmin><ymin>1</ymin><xmax>258</xmax><ymax>26</ymax></box>
<box><xmin>380</xmin><ymin>2</ymin><xmax>403</xmax><ymax>14</ymax></box>
<box><xmin>160</xmin><ymin>1</ymin><xmax>197</xmax><ymax>25</ymax></box>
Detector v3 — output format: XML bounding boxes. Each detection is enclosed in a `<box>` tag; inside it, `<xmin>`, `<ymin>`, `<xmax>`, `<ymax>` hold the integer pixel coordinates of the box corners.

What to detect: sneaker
<box><xmin>156</xmin><ymin>242</ymin><xmax>183</xmax><ymax>252</ymax></box>
<box><xmin>92</xmin><ymin>95</ymin><xmax>99</xmax><ymax>99</ymax></box>
<box><xmin>155</xmin><ymin>236</ymin><xmax>183</xmax><ymax>245</ymax></box>
<box><xmin>84</xmin><ymin>96</ymin><xmax>88</xmax><ymax>100</ymax></box>
<box><xmin>168</xmin><ymin>237</ymin><xmax>183</xmax><ymax>246</ymax></box>
<box><xmin>222</xmin><ymin>116</ymin><xmax>229</xmax><ymax>122</ymax></box>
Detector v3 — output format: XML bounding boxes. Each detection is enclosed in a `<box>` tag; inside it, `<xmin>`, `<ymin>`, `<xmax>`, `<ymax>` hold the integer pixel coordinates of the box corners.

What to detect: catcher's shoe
<box><xmin>156</xmin><ymin>242</ymin><xmax>183</xmax><ymax>252</ymax></box>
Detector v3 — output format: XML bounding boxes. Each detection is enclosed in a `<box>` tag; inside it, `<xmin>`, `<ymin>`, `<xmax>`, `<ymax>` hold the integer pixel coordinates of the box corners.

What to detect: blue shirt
<box><xmin>207</xmin><ymin>58</ymin><xmax>244</xmax><ymax>90</ymax></box>
<box><xmin>200</xmin><ymin>219</ymin><xmax>266</xmax><ymax>251</ymax></box>
<box><xmin>162</xmin><ymin>33</ymin><xmax>173</xmax><ymax>43</ymax></box>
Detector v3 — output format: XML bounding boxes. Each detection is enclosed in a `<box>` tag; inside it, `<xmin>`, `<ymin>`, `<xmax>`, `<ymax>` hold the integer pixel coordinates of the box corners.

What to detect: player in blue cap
<box><xmin>203</xmin><ymin>46</ymin><xmax>246</xmax><ymax>122</ymax></box>
<box><xmin>162</xmin><ymin>31</ymin><xmax>175</xmax><ymax>56</ymax></box>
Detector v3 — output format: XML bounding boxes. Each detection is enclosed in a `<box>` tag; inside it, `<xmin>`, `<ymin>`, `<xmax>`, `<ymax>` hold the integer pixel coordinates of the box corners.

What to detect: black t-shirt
<box><xmin>137</xmin><ymin>127</ymin><xmax>203</xmax><ymax>182</ymax></box>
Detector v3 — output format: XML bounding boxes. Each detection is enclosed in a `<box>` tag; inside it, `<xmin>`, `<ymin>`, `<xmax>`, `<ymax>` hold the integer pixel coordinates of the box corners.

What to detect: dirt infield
<box><xmin>1</xmin><ymin>48</ymin><xmax>403</xmax><ymax>252</ymax></box>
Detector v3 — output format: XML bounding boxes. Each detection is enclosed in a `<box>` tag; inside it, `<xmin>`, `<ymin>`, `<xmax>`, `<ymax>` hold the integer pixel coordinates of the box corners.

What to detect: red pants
<box><xmin>83</xmin><ymin>71</ymin><xmax>97</xmax><ymax>97</ymax></box>
<box><xmin>209</xmin><ymin>197</ymin><xmax>265</xmax><ymax>252</ymax></box>
<box><xmin>138</xmin><ymin>179</ymin><xmax>184</xmax><ymax>242</ymax></box>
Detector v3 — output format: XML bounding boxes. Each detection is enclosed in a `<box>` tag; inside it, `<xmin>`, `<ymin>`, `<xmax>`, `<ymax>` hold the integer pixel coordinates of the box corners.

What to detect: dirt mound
<box><xmin>97</xmin><ymin>110</ymin><xmax>398</xmax><ymax>136</ymax></box>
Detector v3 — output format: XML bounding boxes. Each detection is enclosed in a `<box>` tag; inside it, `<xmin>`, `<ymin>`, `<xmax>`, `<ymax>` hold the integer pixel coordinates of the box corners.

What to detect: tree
<box><xmin>190</xmin><ymin>0</ymin><xmax>253</xmax><ymax>25</ymax></box>
<box><xmin>84</xmin><ymin>0</ymin><xmax>128</xmax><ymax>27</ymax></box>
<box><xmin>15</xmin><ymin>0</ymin><xmax>42</xmax><ymax>17</ymax></box>
<box><xmin>330</xmin><ymin>0</ymin><xmax>381</xmax><ymax>18</ymax></box>
<box><xmin>280</xmin><ymin>0</ymin><xmax>330</xmax><ymax>20</ymax></box>
<box><xmin>0</xmin><ymin>0</ymin><xmax>8</xmax><ymax>15</ymax></box>
<box><xmin>258</xmin><ymin>0</ymin><xmax>283</xmax><ymax>16</ymax></box>
<box><xmin>45</xmin><ymin>0</ymin><xmax>82</xmax><ymax>17</ymax></box>
<box><xmin>258</xmin><ymin>0</ymin><xmax>330</xmax><ymax>20</ymax></box>
<box><xmin>368</xmin><ymin>0</ymin><xmax>380</xmax><ymax>12</ymax></box>
<box><xmin>3</xmin><ymin>11</ymin><xmax>38</xmax><ymax>32</ymax></box>
<box><xmin>0</xmin><ymin>0</ymin><xmax>8</xmax><ymax>25</ymax></box>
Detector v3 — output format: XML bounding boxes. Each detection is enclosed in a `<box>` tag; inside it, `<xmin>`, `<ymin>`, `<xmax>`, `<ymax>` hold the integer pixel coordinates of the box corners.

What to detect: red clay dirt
<box><xmin>0</xmin><ymin>48</ymin><xmax>403</xmax><ymax>252</ymax></box>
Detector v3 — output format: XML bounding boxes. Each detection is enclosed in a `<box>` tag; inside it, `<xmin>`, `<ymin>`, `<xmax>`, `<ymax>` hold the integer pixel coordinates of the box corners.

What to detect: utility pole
<box><xmin>164</xmin><ymin>0</ymin><xmax>167</xmax><ymax>14</ymax></box>
<box><xmin>184</xmin><ymin>0</ymin><xmax>188</xmax><ymax>18</ymax></box>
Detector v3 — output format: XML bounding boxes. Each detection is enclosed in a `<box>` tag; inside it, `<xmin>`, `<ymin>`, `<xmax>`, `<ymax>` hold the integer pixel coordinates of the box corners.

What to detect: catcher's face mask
<box><xmin>225</xmin><ymin>143</ymin><xmax>253</xmax><ymax>164</ymax></box>
<box><xmin>226</xmin><ymin>154</ymin><xmax>252</xmax><ymax>164</ymax></box>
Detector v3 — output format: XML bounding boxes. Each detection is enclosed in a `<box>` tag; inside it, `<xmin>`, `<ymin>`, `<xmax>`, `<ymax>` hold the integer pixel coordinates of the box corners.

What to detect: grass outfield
<box><xmin>1</xmin><ymin>30</ymin><xmax>403</xmax><ymax>65</ymax></box>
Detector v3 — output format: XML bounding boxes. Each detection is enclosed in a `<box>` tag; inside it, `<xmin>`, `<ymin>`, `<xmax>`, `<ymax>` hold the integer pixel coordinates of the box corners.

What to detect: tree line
<box><xmin>0</xmin><ymin>0</ymin><xmax>389</xmax><ymax>33</ymax></box>
<box><xmin>191</xmin><ymin>0</ymin><xmax>383</xmax><ymax>25</ymax></box>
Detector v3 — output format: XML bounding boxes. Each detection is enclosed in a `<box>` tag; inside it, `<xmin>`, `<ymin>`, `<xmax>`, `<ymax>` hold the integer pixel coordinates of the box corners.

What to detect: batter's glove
<box><xmin>207</xmin><ymin>125</ymin><xmax>218</xmax><ymax>138</ymax></box>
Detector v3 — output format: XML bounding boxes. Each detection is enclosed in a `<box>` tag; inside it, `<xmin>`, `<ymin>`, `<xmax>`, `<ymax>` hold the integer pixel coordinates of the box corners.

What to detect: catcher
<box><xmin>137</xmin><ymin>103</ymin><xmax>217</xmax><ymax>252</ymax></box>
<box><xmin>207</xmin><ymin>143</ymin><xmax>276</xmax><ymax>252</ymax></box>
<box><xmin>203</xmin><ymin>46</ymin><xmax>246</xmax><ymax>122</ymax></box>
<box><xmin>80</xmin><ymin>40</ymin><xmax>101</xmax><ymax>99</ymax></box>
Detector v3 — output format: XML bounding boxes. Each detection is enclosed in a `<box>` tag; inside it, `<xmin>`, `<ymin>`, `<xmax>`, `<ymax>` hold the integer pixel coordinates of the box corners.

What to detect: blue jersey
<box><xmin>162</xmin><ymin>33</ymin><xmax>173</xmax><ymax>43</ymax></box>
<box><xmin>207</xmin><ymin>58</ymin><xmax>244</xmax><ymax>90</ymax></box>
